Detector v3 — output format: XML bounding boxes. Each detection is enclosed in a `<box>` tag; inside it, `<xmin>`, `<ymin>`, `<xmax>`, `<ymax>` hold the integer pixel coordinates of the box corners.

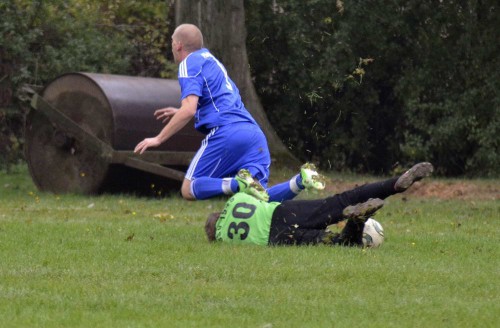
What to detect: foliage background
<box><xmin>0</xmin><ymin>0</ymin><xmax>176</xmax><ymax>170</ymax></box>
<box><xmin>245</xmin><ymin>0</ymin><xmax>499</xmax><ymax>176</ymax></box>
<box><xmin>1</xmin><ymin>0</ymin><xmax>498</xmax><ymax>176</ymax></box>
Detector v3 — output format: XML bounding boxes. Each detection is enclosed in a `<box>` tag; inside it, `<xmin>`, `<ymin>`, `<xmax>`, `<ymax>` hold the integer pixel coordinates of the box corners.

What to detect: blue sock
<box><xmin>230</xmin><ymin>179</ymin><xmax>239</xmax><ymax>193</ymax></box>
<box><xmin>267</xmin><ymin>174</ymin><xmax>303</xmax><ymax>202</ymax></box>
<box><xmin>191</xmin><ymin>177</ymin><xmax>232</xmax><ymax>200</ymax></box>
<box><xmin>296</xmin><ymin>174</ymin><xmax>305</xmax><ymax>189</ymax></box>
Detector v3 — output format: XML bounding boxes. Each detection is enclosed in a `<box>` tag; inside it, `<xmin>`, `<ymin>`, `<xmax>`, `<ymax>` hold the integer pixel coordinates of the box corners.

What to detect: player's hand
<box><xmin>134</xmin><ymin>137</ymin><xmax>162</xmax><ymax>154</ymax></box>
<box><xmin>154</xmin><ymin>107</ymin><xmax>178</xmax><ymax>123</ymax></box>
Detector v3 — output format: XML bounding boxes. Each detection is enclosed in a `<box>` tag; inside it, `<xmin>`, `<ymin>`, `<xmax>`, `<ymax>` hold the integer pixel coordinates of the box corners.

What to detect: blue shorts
<box><xmin>185</xmin><ymin>122</ymin><xmax>271</xmax><ymax>186</ymax></box>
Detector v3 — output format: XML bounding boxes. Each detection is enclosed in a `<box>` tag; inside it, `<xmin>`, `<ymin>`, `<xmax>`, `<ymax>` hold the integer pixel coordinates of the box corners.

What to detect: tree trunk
<box><xmin>175</xmin><ymin>0</ymin><xmax>297</xmax><ymax>165</ymax></box>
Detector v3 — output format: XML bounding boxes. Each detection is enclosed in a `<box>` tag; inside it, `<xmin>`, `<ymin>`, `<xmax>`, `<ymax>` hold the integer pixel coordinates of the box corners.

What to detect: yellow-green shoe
<box><xmin>235</xmin><ymin>169</ymin><xmax>269</xmax><ymax>202</ymax></box>
<box><xmin>300</xmin><ymin>163</ymin><xmax>326</xmax><ymax>190</ymax></box>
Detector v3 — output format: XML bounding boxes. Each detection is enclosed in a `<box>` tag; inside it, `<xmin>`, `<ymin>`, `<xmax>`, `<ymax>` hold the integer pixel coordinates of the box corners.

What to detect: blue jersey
<box><xmin>178</xmin><ymin>48</ymin><xmax>257</xmax><ymax>134</ymax></box>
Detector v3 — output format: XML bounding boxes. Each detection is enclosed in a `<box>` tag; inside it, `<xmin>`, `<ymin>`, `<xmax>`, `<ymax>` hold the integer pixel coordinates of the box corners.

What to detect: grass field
<box><xmin>0</xmin><ymin>165</ymin><xmax>499</xmax><ymax>327</ymax></box>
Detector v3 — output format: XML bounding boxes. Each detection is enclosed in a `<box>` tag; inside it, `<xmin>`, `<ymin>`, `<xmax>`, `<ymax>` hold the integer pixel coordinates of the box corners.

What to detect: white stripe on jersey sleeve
<box><xmin>179</xmin><ymin>54</ymin><xmax>203</xmax><ymax>78</ymax></box>
<box><xmin>179</xmin><ymin>60</ymin><xmax>187</xmax><ymax>77</ymax></box>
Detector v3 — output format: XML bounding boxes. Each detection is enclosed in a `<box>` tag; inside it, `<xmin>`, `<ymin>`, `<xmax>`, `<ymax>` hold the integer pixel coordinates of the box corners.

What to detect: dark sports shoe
<box><xmin>235</xmin><ymin>169</ymin><xmax>269</xmax><ymax>202</ymax></box>
<box><xmin>342</xmin><ymin>198</ymin><xmax>385</xmax><ymax>222</ymax></box>
<box><xmin>395</xmin><ymin>162</ymin><xmax>434</xmax><ymax>191</ymax></box>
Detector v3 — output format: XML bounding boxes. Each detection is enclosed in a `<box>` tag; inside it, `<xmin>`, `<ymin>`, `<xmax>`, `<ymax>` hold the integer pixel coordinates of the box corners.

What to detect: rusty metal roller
<box><xmin>24</xmin><ymin>72</ymin><xmax>203</xmax><ymax>194</ymax></box>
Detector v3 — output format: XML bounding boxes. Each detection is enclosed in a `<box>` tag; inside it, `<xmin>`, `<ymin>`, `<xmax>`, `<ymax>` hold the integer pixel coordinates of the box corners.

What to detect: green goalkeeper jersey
<box><xmin>215</xmin><ymin>193</ymin><xmax>280</xmax><ymax>246</ymax></box>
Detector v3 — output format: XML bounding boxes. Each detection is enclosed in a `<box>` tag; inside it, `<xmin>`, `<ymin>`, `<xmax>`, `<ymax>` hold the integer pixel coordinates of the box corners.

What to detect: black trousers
<box><xmin>268</xmin><ymin>177</ymin><xmax>399</xmax><ymax>245</ymax></box>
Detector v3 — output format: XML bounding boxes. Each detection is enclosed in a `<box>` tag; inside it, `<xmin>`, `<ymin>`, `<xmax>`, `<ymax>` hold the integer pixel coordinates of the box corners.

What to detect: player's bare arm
<box><xmin>134</xmin><ymin>95</ymin><xmax>198</xmax><ymax>154</ymax></box>
<box><xmin>154</xmin><ymin>107</ymin><xmax>179</xmax><ymax>123</ymax></box>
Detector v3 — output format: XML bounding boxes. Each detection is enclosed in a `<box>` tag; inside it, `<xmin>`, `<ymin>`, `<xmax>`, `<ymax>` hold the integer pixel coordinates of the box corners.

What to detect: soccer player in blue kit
<box><xmin>134</xmin><ymin>24</ymin><xmax>324</xmax><ymax>201</ymax></box>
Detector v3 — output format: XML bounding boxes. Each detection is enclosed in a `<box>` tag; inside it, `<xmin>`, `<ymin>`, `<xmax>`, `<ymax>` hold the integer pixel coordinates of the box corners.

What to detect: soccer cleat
<box><xmin>300</xmin><ymin>163</ymin><xmax>326</xmax><ymax>190</ymax></box>
<box><xmin>342</xmin><ymin>198</ymin><xmax>385</xmax><ymax>222</ymax></box>
<box><xmin>235</xmin><ymin>169</ymin><xmax>269</xmax><ymax>202</ymax></box>
<box><xmin>394</xmin><ymin>162</ymin><xmax>434</xmax><ymax>191</ymax></box>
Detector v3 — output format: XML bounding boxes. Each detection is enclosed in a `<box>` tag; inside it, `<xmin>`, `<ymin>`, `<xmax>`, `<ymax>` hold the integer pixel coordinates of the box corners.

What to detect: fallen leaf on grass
<box><xmin>153</xmin><ymin>213</ymin><xmax>175</xmax><ymax>222</ymax></box>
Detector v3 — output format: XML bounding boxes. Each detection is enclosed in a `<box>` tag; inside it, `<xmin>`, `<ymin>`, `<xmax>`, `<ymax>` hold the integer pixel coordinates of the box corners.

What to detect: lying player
<box><xmin>205</xmin><ymin>163</ymin><xmax>433</xmax><ymax>246</ymax></box>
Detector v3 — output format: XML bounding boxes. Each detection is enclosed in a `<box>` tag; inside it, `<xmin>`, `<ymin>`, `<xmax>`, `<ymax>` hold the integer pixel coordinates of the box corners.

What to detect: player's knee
<box><xmin>181</xmin><ymin>180</ymin><xmax>196</xmax><ymax>200</ymax></box>
<box><xmin>181</xmin><ymin>189</ymin><xmax>196</xmax><ymax>200</ymax></box>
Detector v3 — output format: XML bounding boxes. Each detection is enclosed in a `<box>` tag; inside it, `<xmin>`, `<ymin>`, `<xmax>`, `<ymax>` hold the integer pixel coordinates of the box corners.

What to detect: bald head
<box><xmin>172</xmin><ymin>24</ymin><xmax>204</xmax><ymax>53</ymax></box>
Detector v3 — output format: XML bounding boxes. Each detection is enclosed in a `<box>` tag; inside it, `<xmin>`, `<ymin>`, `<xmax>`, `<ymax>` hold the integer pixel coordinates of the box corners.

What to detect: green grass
<box><xmin>0</xmin><ymin>165</ymin><xmax>499</xmax><ymax>327</ymax></box>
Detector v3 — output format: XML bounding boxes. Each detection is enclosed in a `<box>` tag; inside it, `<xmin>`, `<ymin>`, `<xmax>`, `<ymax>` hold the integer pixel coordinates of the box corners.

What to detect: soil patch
<box><xmin>325</xmin><ymin>180</ymin><xmax>499</xmax><ymax>201</ymax></box>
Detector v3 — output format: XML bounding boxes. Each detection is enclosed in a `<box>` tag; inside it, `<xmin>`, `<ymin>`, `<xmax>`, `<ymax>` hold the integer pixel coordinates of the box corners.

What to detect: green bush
<box><xmin>246</xmin><ymin>1</ymin><xmax>408</xmax><ymax>173</ymax></box>
<box><xmin>2</xmin><ymin>0</ymin><xmax>497</xmax><ymax>176</ymax></box>
<box><xmin>0</xmin><ymin>0</ymin><xmax>175</xmax><ymax>170</ymax></box>
<box><xmin>246</xmin><ymin>0</ymin><xmax>499</xmax><ymax>176</ymax></box>
<box><xmin>0</xmin><ymin>1</ymin><xmax>127</xmax><ymax>169</ymax></box>
<box><xmin>395</xmin><ymin>0</ymin><xmax>499</xmax><ymax>176</ymax></box>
